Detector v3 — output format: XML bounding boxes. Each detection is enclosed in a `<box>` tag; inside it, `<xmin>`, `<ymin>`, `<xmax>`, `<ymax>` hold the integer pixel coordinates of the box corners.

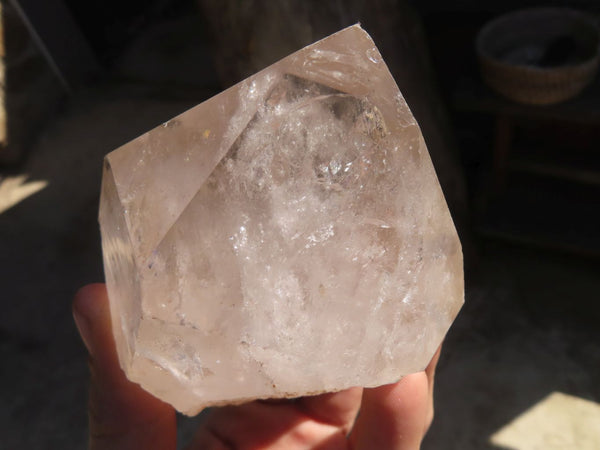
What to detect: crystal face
<box><xmin>99</xmin><ymin>25</ymin><xmax>463</xmax><ymax>415</ymax></box>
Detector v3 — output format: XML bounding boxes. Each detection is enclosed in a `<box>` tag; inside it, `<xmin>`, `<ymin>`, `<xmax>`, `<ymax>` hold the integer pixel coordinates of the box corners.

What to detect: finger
<box><xmin>295</xmin><ymin>387</ymin><xmax>363</xmax><ymax>433</ymax></box>
<box><xmin>349</xmin><ymin>373</ymin><xmax>430</xmax><ymax>450</ymax></box>
<box><xmin>73</xmin><ymin>284</ymin><xmax>176</xmax><ymax>450</ymax></box>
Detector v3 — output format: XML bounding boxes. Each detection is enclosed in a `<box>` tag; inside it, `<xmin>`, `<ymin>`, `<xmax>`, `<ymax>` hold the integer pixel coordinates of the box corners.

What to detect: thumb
<box><xmin>73</xmin><ymin>284</ymin><xmax>176</xmax><ymax>450</ymax></box>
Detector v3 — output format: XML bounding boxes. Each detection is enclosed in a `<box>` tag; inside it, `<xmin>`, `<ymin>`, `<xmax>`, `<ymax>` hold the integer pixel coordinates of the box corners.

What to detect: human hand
<box><xmin>73</xmin><ymin>283</ymin><xmax>440</xmax><ymax>450</ymax></box>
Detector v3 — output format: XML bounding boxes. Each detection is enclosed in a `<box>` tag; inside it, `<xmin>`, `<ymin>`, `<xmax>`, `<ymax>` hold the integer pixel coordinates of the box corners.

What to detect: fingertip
<box><xmin>73</xmin><ymin>284</ymin><xmax>108</xmax><ymax>321</ymax></box>
<box><xmin>424</xmin><ymin>344</ymin><xmax>443</xmax><ymax>433</ymax></box>
<box><xmin>73</xmin><ymin>284</ymin><xmax>108</xmax><ymax>354</ymax></box>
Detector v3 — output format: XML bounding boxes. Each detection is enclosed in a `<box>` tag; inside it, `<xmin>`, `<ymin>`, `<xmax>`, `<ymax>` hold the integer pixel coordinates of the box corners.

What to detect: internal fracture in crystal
<box><xmin>99</xmin><ymin>24</ymin><xmax>463</xmax><ymax>415</ymax></box>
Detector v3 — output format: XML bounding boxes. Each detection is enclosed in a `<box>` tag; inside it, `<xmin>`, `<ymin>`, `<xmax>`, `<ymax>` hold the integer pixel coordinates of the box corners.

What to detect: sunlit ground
<box><xmin>0</xmin><ymin>174</ymin><xmax>48</xmax><ymax>214</ymax></box>
<box><xmin>490</xmin><ymin>391</ymin><xmax>600</xmax><ymax>450</ymax></box>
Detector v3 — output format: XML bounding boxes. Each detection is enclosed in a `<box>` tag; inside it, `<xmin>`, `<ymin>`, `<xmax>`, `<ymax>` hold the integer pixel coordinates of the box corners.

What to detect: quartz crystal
<box><xmin>99</xmin><ymin>24</ymin><xmax>463</xmax><ymax>415</ymax></box>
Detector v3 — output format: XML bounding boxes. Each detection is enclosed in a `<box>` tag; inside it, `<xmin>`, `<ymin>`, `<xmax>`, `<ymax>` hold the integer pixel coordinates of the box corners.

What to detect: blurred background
<box><xmin>0</xmin><ymin>0</ymin><xmax>598</xmax><ymax>448</ymax></box>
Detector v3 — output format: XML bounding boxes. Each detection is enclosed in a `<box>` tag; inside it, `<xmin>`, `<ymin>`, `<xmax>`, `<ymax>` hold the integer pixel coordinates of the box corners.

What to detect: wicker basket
<box><xmin>477</xmin><ymin>8</ymin><xmax>600</xmax><ymax>105</ymax></box>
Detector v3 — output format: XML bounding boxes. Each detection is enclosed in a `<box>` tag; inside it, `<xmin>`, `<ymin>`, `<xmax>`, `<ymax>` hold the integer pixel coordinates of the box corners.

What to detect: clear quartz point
<box><xmin>99</xmin><ymin>24</ymin><xmax>463</xmax><ymax>415</ymax></box>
